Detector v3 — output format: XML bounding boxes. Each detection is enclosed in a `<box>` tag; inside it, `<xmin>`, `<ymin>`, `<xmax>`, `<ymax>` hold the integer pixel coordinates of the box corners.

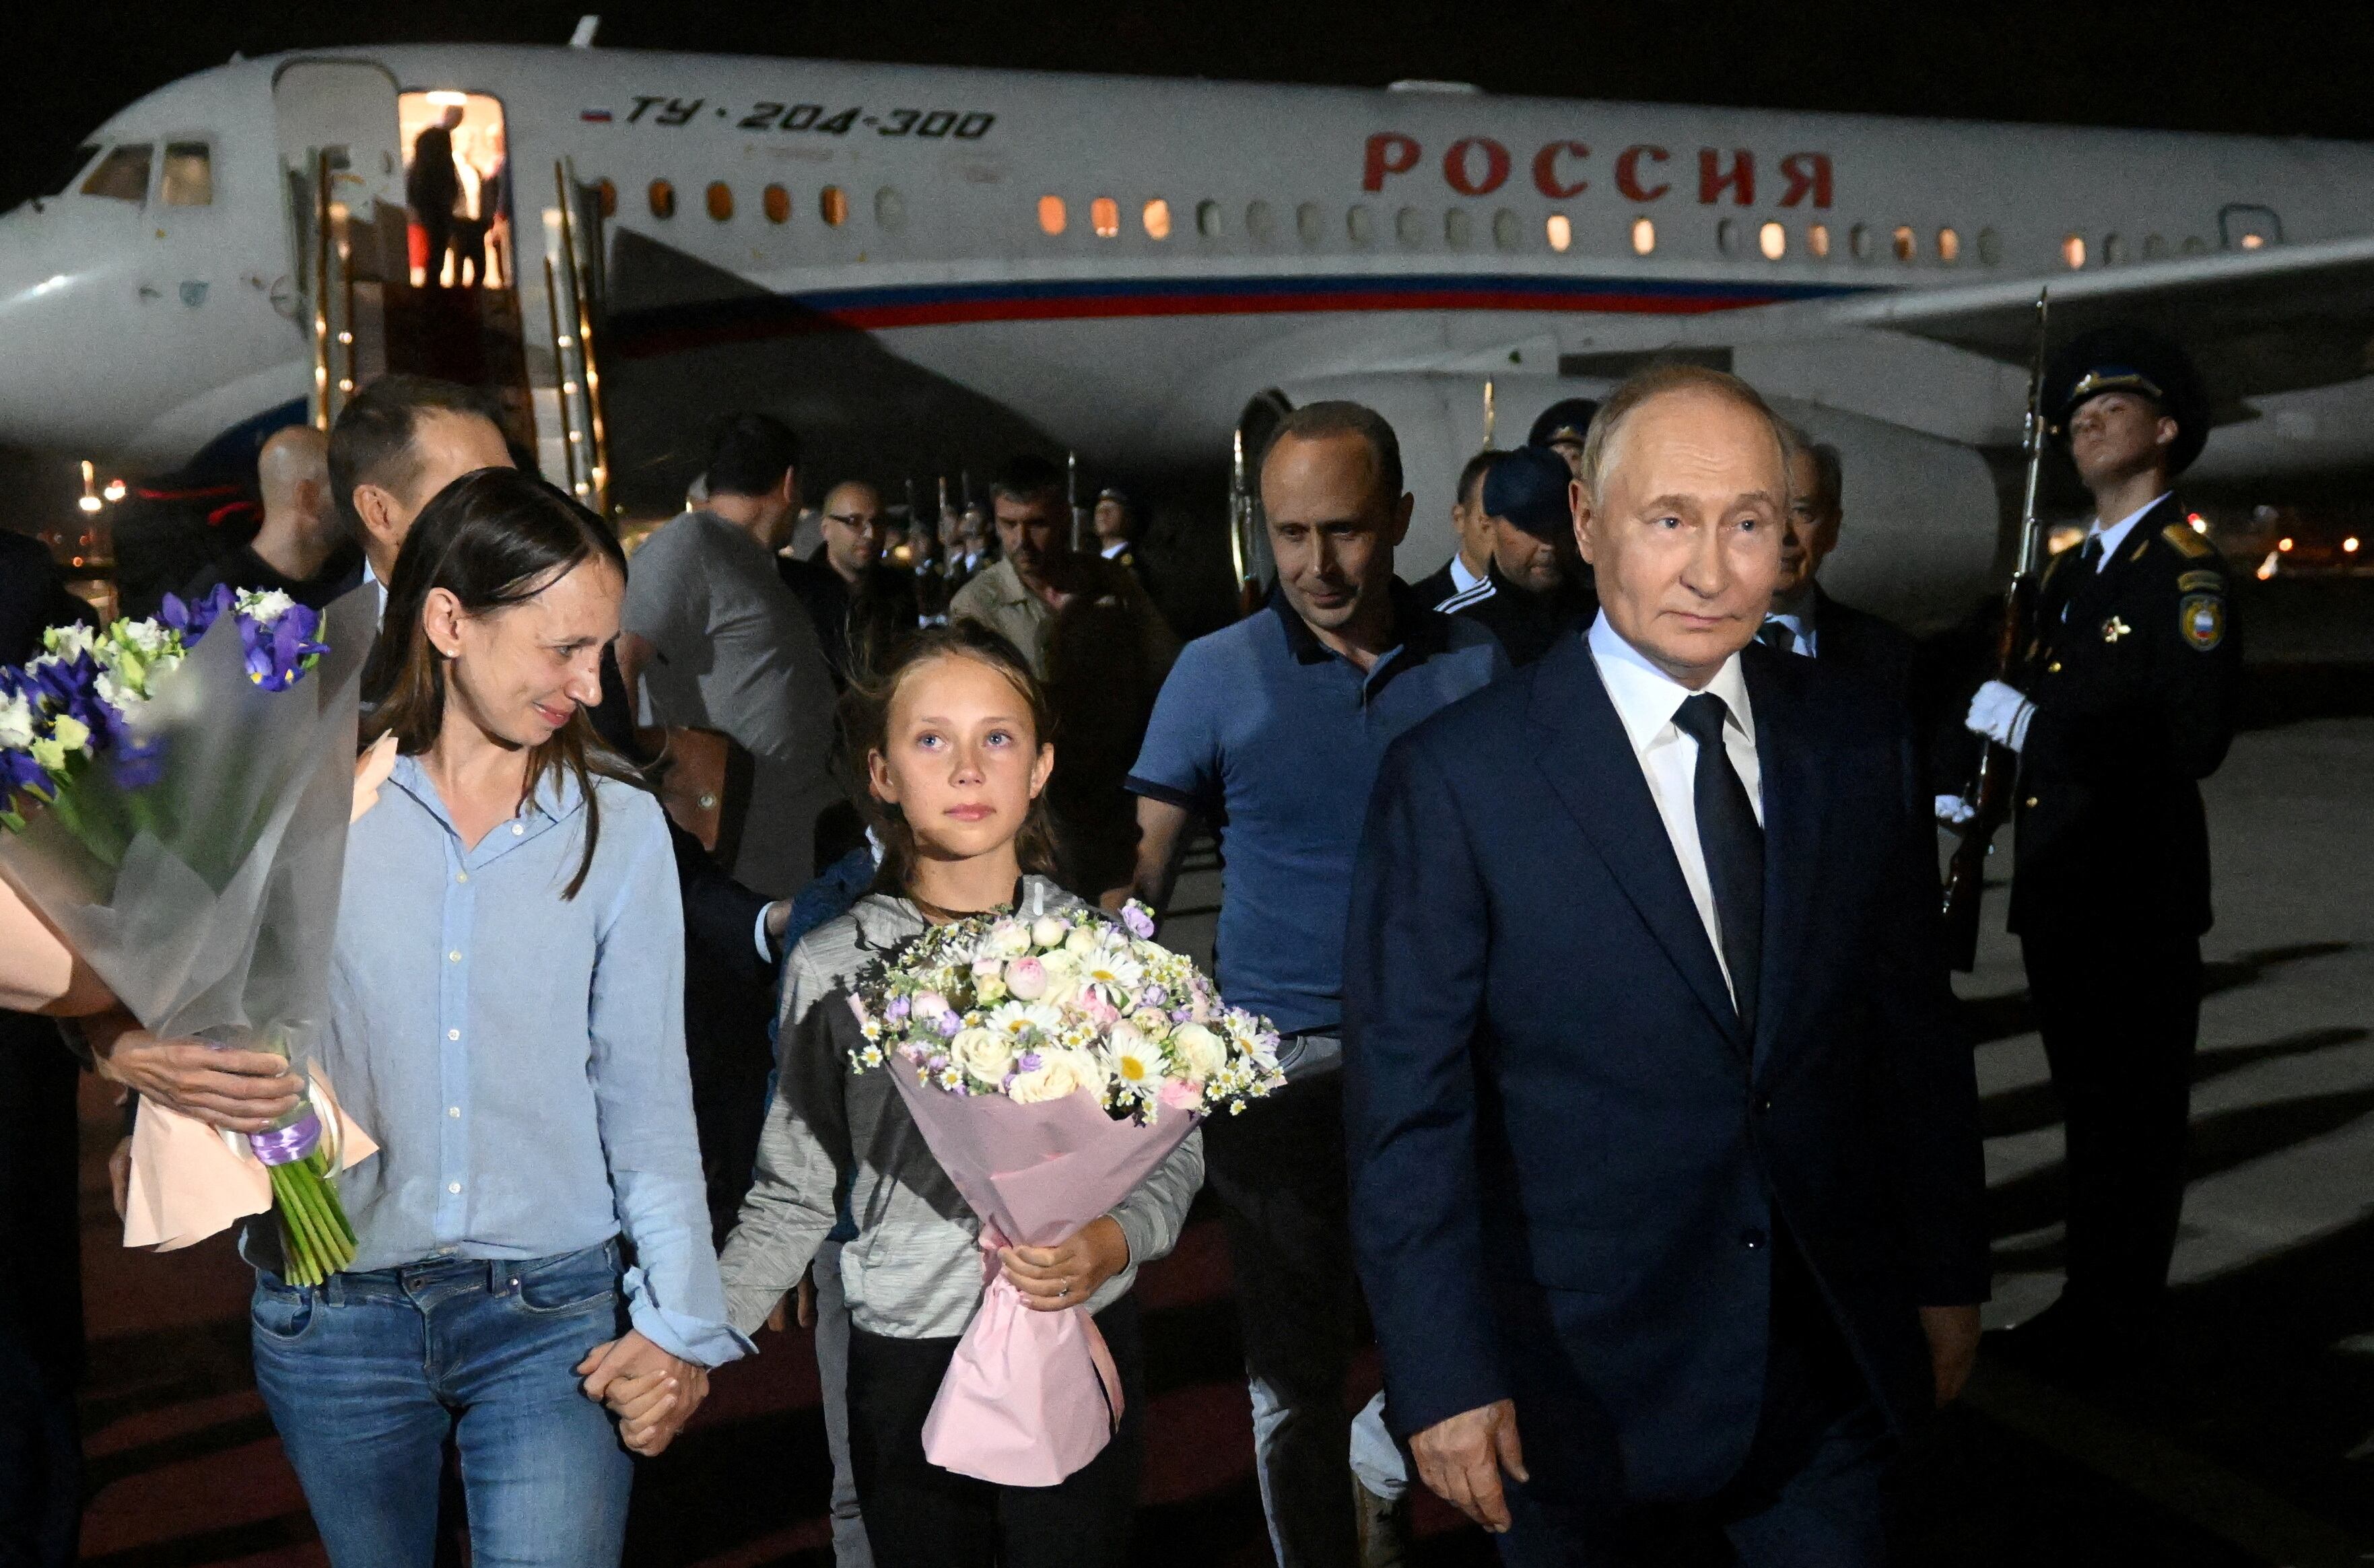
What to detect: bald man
<box><xmin>180</xmin><ymin>425</ymin><xmax>358</xmax><ymax>609</ymax></box>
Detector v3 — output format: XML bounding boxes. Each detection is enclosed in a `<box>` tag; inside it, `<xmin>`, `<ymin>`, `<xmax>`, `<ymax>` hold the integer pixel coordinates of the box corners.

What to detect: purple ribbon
<box><xmin>249</xmin><ymin>1110</ymin><xmax>323</xmax><ymax>1167</ymax></box>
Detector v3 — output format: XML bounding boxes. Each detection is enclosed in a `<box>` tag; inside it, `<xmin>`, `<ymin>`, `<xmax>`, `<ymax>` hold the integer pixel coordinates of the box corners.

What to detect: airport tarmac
<box><xmin>60</xmin><ymin>636</ymin><xmax>2374</xmax><ymax>1566</ymax></box>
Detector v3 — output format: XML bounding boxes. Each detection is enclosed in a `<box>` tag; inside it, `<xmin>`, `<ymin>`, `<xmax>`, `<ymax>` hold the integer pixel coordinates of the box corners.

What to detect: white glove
<box><xmin>1934</xmin><ymin>794</ymin><xmax>1977</xmax><ymax>825</ymax></box>
<box><xmin>1963</xmin><ymin>679</ymin><xmax>2036</xmax><ymax>753</ymax></box>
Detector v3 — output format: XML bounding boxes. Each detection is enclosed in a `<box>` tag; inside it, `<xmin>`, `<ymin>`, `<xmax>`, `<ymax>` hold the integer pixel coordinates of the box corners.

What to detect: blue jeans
<box><xmin>249</xmin><ymin>1241</ymin><xmax>634</xmax><ymax>1568</ymax></box>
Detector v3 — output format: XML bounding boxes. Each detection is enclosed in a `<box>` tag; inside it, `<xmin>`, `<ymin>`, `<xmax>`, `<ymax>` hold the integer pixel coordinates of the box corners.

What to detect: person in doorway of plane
<box><xmin>1450</xmin><ymin>442</ymin><xmax>1600</xmax><ymax>667</ymax></box>
<box><xmin>405</xmin><ymin>104</ymin><xmax>465</xmax><ymax>289</ymax></box>
<box><xmin>180</xmin><ymin>425</ymin><xmax>358</xmax><ymax>611</ymax></box>
<box><xmin>1759</xmin><ymin>435</ymin><xmax>1919</xmax><ymax>701</ymax></box>
<box><xmin>1529</xmin><ymin>397</ymin><xmax>1600</xmax><ymax>479</ymax></box>
<box><xmin>1410</xmin><ymin>447</ymin><xmax>1505</xmax><ymax>615</ymax></box>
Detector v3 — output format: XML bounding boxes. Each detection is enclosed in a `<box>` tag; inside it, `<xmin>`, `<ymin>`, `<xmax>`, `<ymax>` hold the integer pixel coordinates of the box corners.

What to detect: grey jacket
<box><xmin>717</xmin><ymin>876</ymin><xmax>1205</xmax><ymax>1339</ymax></box>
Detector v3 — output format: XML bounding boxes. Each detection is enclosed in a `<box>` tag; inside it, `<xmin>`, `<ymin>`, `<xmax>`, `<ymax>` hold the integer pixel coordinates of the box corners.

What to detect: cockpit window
<box><xmin>81</xmin><ymin>144</ymin><xmax>152</xmax><ymax>203</ymax></box>
<box><xmin>44</xmin><ymin>145</ymin><xmax>101</xmax><ymax>197</ymax></box>
<box><xmin>160</xmin><ymin>143</ymin><xmax>212</xmax><ymax>206</ymax></box>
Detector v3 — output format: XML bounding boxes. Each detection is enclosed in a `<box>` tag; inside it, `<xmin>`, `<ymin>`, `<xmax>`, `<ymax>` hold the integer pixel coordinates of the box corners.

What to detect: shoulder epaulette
<box><xmin>2161</xmin><ymin>522</ymin><xmax>2214</xmax><ymax>559</ymax></box>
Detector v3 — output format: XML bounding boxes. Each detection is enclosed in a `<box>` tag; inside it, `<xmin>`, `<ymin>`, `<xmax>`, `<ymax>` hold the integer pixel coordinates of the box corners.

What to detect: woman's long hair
<box><xmin>842</xmin><ymin>620</ymin><xmax>1060</xmax><ymax>901</ymax></box>
<box><xmin>360</xmin><ymin>467</ymin><xmax>636</xmax><ymax>899</ymax></box>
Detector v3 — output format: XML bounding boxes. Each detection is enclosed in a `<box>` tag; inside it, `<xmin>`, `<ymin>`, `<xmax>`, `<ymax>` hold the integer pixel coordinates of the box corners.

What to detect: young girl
<box><xmin>720</xmin><ymin>621</ymin><xmax>1202</xmax><ymax>1567</ymax></box>
<box><xmin>249</xmin><ymin>468</ymin><xmax>744</xmax><ymax>1567</ymax></box>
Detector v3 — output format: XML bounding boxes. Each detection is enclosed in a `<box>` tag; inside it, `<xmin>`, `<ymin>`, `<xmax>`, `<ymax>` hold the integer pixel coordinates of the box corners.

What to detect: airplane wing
<box><xmin>1828</xmin><ymin>233</ymin><xmax>2374</xmax><ymax>408</ymax></box>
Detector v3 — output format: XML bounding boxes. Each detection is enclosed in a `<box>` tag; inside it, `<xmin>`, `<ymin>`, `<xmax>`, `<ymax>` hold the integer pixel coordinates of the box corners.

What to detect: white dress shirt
<box><xmin>2087</xmin><ymin>493</ymin><xmax>2169</xmax><ymax>569</ymax></box>
<box><xmin>1448</xmin><ymin>554</ymin><xmax>1488</xmax><ymax>598</ymax></box>
<box><xmin>1762</xmin><ymin>585</ymin><xmax>1818</xmax><ymax>658</ymax></box>
<box><xmin>1586</xmin><ymin>613</ymin><xmax>1763</xmax><ymax>998</ymax></box>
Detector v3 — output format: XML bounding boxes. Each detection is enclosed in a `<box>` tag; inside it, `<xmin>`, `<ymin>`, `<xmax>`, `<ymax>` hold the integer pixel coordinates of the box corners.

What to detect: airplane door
<box><xmin>272</xmin><ymin>60</ymin><xmax>404</xmax><ymax>428</ymax></box>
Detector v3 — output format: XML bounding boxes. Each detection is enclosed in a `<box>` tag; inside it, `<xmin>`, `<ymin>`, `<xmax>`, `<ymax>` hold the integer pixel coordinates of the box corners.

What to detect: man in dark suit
<box><xmin>1955</xmin><ymin>327</ymin><xmax>2237</xmax><ymax>1373</ymax></box>
<box><xmin>1410</xmin><ymin>448</ymin><xmax>1503</xmax><ymax>613</ymax></box>
<box><xmin>1345</xmin><ymin>365</ymin><xmax>1988</xmax><ymax>1563</ymax></box>
<box><xmin>1761</xmin><ymin>438</ymin><xmax>1918</xmax><ymax>702</ymax></box>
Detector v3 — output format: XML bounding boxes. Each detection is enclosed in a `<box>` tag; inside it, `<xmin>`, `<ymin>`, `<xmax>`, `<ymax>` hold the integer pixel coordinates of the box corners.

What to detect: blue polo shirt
<box><xmin>1126</xmin><ymin>582</ymin><xmax>1507</xmax><ymax>1035</ymax></box>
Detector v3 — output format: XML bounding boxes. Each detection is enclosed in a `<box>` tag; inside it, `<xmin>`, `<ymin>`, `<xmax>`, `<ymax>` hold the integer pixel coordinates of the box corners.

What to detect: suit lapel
<box><xmin>1525</xmin><ymin>634</ymin><xmax>1747</xmax><ymax>1050</ymax></box>
<box><xmin>1742</xmin><ymin>649</ymin><xmax>1825</xmax><ymax>1070</ymax></box>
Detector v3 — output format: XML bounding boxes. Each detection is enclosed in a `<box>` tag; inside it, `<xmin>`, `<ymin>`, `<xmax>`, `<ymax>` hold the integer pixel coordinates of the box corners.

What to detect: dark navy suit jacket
<box><xmin>1343</xmin><ymin>629</ymin><xmax>1987</xmax><ymax>1503</ymax></box>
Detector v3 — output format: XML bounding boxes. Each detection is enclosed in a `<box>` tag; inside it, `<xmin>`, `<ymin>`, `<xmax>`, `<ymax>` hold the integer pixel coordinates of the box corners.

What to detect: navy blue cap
<box><xmin>2045</xmin><ymin>324</ymin><xmax>2210</xmax><ymax>475</ymax></box>
<box><xmin>1527</xmin><ymin>398</ymin><xmax>1600</xmax><ymax>450</ymax></box>
<box><xmin>1480</xmin><ymin>444</ymin><xmax>1575</xmax><ymax>540</ymax></box>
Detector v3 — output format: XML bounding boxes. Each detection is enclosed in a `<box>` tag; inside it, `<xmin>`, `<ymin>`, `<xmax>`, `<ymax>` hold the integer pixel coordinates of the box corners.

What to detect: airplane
<box><xmin>5</xmin><ymin>25</ymin><xmax>2374</xmax><ymax>628</ymax></box>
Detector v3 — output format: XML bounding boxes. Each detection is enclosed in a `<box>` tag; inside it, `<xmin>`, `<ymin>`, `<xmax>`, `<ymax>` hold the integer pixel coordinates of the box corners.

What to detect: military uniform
<box><xmin>2000</xmin><ymin>329</ymin><xmax>2239</xmax><ymax>1344</ymax></box>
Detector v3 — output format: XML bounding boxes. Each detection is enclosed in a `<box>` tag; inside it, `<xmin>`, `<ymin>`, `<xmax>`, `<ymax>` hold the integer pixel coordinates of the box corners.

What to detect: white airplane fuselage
<box><xmin>6</xmin><ymin>43</ymin><xmax>2373</xmax><ymax>625</ymax></box>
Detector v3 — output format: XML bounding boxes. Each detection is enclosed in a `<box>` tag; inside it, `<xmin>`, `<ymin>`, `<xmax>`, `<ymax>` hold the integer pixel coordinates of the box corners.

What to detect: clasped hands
<box><xmin>578</xmin><ymin>1331</ymin><xmax>708</xmax><ymax>1457</ymax></box>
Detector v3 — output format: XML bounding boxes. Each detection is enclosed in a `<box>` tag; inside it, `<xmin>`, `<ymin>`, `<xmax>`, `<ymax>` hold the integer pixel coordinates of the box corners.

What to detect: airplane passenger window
<box><xmin>1444</xmin><ymin>208</ymin><xmax>1472</xmax><ymax>248</ymax></box>
<box><xmin>1849</xmin><ymin>224</ymin><xmax>1871</xmax><ymax>261</ymax></box>
<box><xmin>764</xmin><ymin>184</ymin><xmax>790</xmax><ymax>224</ymax></box>
<box><xmin>1759</xmin><ymin>221</ymin><xmax>1785</xmax><ymax>261</ymax></box>
<box><xmin>596</xmin><ymin>180</ymin><xmax>617</xmax><ymax>218</ymax></box>
<box><xmin>1144</xmin><ymin>199</ymin><xmax>1172</xmax><ymax>239</ymax></box>
<box><xmin>1716</xmin><ymin>218</ymin><xmax>1739</xmax><ymax>256</ymax></box>
<box><xmin>1624</xmin><ymin>216</ymin><xmax>1648</xmax><ymax>255</ymax></box>
<box><xmin>1197</xmin><ymin>199</ymin><xmax>1223</xmax><ymax>238</ymax></box>
<box><xmin>2142</xmin><ymin>234</ymin><xmax>2168</xmax><ymax>260</ymax></box>
<box><xmin>1546</xmin><ymin>213</ymin><xmax>1574</xmax><ymax>252</ymax></box>
<box><xmin>648</xmin><ymin>180</ymin><xmax>675</xmax><ymax>219</ymax></box>
<box><xmin>2181</xmin><ymin>235</ymin><xmax>2207</xmax><ymax>254</ymax></box>
<box><xmin>1347</xmin><ymin>204</ymin><xmax>1374</xmax><ymax>244</ymax></box>
<box><xmin>1246</xmin><ymin>201</ymin><xmax>1276</xmax><ymax>242</ymax></box>
<box><xmin>1395</xmin><ymin>206</ymin><xmax>1424</xmax><ymax>246</ymax></box>
<box><xmin>1808</xmin><ymin>224</ymin><xmax>1830</xmax><ymax>259</ymax></box>
<box><xmin>1297</xmin><ymin>202</ymin><xmax>1324</xmax><ymax>244</ymax></box>
<box><xmin>706</xmin><ymin>182</ymin><xmax>733</xmax><ymax>221</ymax></box>
<box><xmin>2101</xmin><ymin>233</ymin><xmax>2124</xmax><ymax>265</ymax></box>
<box><xmin>1492</xmin><ymin>209</ymin><xmax>1519</xmax><ymax>250</ymax></box>
<box><xmin>821</xmin><ymin>186</ymin><xmax>848</xmax><ymax>226</ymax></box>
<box><xmin>1937</xmin><ymin>227</ymin><xmax>1960</xmax><ymax>263</ymax></box>
<box><xmin>1038</xmin><ymin>195</ymin><xmax>1066</xmax><ymax>235</ymax></box>
<box><xmin>2062</xmin><ymin>234</ymin><xmax>2086</xmax><ymax>268</ymax></box>
<box><xmin>877</xmin><ymin>186</ymin><xmax>906</xmax><ymax>231</ymax></box>
<box><xmin>1977</xmin><ymin>228</ymin><xmax>2001</xmax><ymax>265</ymax></box>
<box><xmin>1891</xmin><ymin>226</ymin><xmax>1915</xmax><ymax>262</ymax></box>
<box><xmin>160</xmin><ymin>143</ymin><xmax>211</xmax><ymax>206</ymax></box>
<box><xmin>81</xmin><ymin>144</ymin><xmax>152</xmax><ymax>204</ymax></box>
<box><xmin>1091</xmin><ymin>197</ymin><xmax>1120</xmax><ymax>238</ymax></box>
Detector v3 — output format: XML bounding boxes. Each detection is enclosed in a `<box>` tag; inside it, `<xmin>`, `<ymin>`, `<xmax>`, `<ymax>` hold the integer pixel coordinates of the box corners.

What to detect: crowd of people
<box><xmin>0</xmin><ymin>320</ymin><xmax>2240</xmax><ymax>1567</ymax></box>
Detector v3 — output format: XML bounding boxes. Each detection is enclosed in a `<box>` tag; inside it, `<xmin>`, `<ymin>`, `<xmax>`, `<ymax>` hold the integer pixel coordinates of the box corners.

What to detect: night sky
<box><xmin>9</xmin><ymin>0</ymin><xmax>2374</xmax><ymax>210</ymax></box>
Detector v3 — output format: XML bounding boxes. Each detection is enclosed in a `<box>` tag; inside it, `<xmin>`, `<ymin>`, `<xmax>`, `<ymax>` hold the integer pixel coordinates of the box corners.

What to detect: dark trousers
<box><xmin>0</xmin><ymin>1019</ymin><xmax>81</xmax><ymax>1568</ymax></box>
<box><xmin>1201</xmin><ymin>1069</ymin><xmax>1366</xmax><ymax>1568</ymax></box>
<box><xmin>846</xmin><ymin>1295</ymin><xmax>1144</xmax><ymax>1568</ymax></box>
<box><xmin>2022</xmin><ymin>930</ymin><xmax>2203</xmax><ymax>1325</ymax></box>
<box><xmin>1497</xmin><ymin>1236</ymin><xmax>1893</xmax><ymax>1567</ymax></box>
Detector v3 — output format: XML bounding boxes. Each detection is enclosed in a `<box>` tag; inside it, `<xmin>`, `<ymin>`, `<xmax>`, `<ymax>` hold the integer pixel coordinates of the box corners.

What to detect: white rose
<box><xmin>987</xmin><ymin>920</ymin><xmax>1031</xmax><ymax>958</ymax></box>
<box><xmin>1173</xmin><ymin>1022</ymin><xmax>1227</xmax><ymax>1081</ymax></box>
<box><xmin>1031</xmin><ymin>915</ymin><xmax>1070</xmax><ymax>950</ymax></box>
<box><xmin>1039</xmin><ymin>948</ymin><xmax>1080</xmax><ymax>979</ymax></box>
<box><xmin>951</xmin><ymin>1027</ymin><xmax>1014</xmax><ymax>1083</ymax></box>
<box><xmin>1063</xmin><ymin>926</ymin><xmax>1103</xmax><ymax>957</ymax></box>
<box><xmin>1038</xmin><ymin>972</ymin><xmax>1081</xmax><ymax>1010</ymax></box>
<box><xmin>1009</xmin><ymin>1048</ymin><xmax>1103</xmax><ymax>1105</ymax></box>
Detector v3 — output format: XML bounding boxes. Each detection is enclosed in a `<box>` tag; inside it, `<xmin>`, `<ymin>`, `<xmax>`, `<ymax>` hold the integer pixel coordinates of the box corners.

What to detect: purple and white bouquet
<box><xmin>850</xmin><ymin>897</ymin><xmax>1285</xmax><ymax>1119</ymax></box>
<box><xmin>0</xmin><ymin>583</ymin><xmax>375</xmax><ymax>1287</ymax></box>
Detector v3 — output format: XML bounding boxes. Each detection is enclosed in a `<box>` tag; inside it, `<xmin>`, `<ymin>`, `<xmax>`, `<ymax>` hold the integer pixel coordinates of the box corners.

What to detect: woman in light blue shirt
<box><xmin>248</xmin><ymin>468</ymin><xmax>746</xmax><ymax>1567</ymax></box>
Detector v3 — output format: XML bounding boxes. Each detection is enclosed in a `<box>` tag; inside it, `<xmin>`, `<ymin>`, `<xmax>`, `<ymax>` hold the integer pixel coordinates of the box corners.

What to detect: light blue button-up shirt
<box><xmin>316</xmin><ymin>752</ymin><xmax>748</xmax><ymax>1367</ymax></box>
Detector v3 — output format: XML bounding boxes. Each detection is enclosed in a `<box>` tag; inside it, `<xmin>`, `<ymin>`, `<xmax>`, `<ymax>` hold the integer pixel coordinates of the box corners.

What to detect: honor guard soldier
<box><xmin>1960</xmin><ymin>325</ymin><xmax>2241</xmax><ymax>1371</ymax></box>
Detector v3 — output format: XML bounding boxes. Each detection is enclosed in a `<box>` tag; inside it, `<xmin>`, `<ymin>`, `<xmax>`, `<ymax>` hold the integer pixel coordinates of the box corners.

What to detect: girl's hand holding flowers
<box><xmin>1000</xmin><ymin>1217</ymin><xmax>1130</xmax><ymax>1311</ymax></box>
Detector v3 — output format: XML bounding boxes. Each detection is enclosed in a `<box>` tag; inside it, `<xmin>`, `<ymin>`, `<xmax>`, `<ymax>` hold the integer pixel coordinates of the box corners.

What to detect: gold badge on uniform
<box><xmin>2101</xmin><ymin>615</ymin><xmax>2132</xmax><ymax>643</ymax></box>
<box><xmin>2178</xmin><ymin>594</ymin><xmax>2225</xmax><ymax>652</ymax></box>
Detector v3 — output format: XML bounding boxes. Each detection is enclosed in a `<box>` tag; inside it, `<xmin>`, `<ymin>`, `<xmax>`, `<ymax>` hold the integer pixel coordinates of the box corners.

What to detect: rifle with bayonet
<box><xmin>1941</xmin><ymin>287</ymin><xmax>2052</xmax><ymax>971</ymax></box>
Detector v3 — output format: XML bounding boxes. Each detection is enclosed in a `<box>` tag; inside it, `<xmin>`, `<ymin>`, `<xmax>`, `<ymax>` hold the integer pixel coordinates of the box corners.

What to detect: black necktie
<box><xmin>2081</xmin><ymin>533</ymin><xmax>2105</xmax><ymax>572</ymax></box>
<box><xmin>1673</xmin><ymin>693</ymin><xmax>1763</xmax><ymax>1035</ymax></box>
<box><xmin>1758</xmin><ymin>619</ymin><xmax>1797</xmax><ymax>656</ymax></box>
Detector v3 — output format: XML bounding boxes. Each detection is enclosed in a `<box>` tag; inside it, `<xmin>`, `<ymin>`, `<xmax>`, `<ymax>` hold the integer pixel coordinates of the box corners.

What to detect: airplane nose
<box><xmin>0</xmin><ymin>208</ymin><xmax>143</xmax><ymax>454</ymax></box>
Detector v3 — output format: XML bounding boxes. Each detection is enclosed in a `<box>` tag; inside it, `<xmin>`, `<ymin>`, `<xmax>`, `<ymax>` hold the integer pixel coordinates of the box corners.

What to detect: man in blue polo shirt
<box><xmin>1118</xmin><ymin>401</ymin><xmax>1505</xmax><ymax>1568</ymax></box>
